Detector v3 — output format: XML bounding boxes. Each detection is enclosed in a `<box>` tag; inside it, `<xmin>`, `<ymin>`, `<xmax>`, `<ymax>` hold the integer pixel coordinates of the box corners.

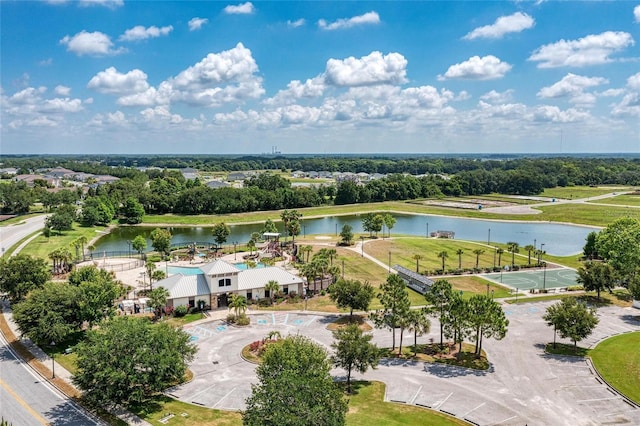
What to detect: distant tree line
<box><xmin>5</xmin><ymin>156</ymin><xmax>640</xmax><ymax>216</ymax></box>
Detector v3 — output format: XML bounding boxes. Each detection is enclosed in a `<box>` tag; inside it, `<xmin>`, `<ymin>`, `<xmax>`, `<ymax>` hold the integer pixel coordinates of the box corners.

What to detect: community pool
<box><xmin>167</xmin><ymin>262</ymin><xmax>265</xmax><ymax>276</ymax></box>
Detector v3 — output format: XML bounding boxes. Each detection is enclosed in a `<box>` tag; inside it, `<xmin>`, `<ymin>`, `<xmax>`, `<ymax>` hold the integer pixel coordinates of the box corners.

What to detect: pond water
<box><xmin>93</xmin><ymin>213</ymin><xmax>597</xmax><ymax>256</ymax></box>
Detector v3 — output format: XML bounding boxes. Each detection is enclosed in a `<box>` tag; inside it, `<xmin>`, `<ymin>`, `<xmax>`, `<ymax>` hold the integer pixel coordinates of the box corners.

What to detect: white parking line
<box><xmin>461</xmin><ymin>402</ymin><xmax>485</xmax><ymax>417</ymax></box>
<box><xmin>493</xmin><ymin>415</ymin><xmax>518</xmax><ymax>424</ymax></box>
<box><xmin>212</xmin><ymin>387</ymin><xmax>236</xmax><ymax>408</ymax></box>
<box><xmin>576</xmin><ymin>397</ymin><xmax>621</xmax><ymax>403</ymax></box>
<box><xmin>189</xmin><ymin>383</ymin><xmax>219</xmax><ymax>401</ymax></box>
<box><xmin>433</xmin><ymin>392</ymin><xmax>452</xmax><ymax>410</ymax></box>
<box><xmin>408</xmin><ymin>385</ymin><xmax>422</xmax><ymax>405</ymax></box>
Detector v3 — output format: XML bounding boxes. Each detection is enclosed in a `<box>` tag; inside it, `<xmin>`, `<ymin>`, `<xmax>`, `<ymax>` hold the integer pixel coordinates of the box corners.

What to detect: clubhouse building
<box><xmin>155</xmin><ymin>259</ymin><xmax>304</xmax><ymax>309</ymax></box>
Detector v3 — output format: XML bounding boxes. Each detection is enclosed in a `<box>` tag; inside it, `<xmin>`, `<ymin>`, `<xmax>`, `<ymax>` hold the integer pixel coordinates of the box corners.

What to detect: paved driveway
<box><xmin>168</xmin><ymin>304</ymin><xmax>640</xmax><ymax>426</ymax></box>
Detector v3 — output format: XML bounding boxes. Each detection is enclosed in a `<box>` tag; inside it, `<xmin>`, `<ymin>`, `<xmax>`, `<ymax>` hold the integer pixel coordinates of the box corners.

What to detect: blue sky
<box><xmin>1</xmin><ymin>1</ymin><xmax>639</xmax><ymax>155</ymax></box>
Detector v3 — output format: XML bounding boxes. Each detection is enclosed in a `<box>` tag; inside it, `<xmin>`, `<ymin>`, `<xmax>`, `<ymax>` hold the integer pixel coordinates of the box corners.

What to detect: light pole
<box><xmin>233</xmin><ymin>241</ymin><xmax>238</xmax><ymax>260</ymax></box>
<box><xmin>534</xmin><ymin>238</ymin><xmax>537</xmax><ymax>250</ymax></box>
<box><xmin>543</xmin><ymin>261</ymin><xmax>547</xmax><ymax>292</ymax></box>
<box><xmin>426</xmin><ymin>222</ymin><xmax>429</xmax><ymax>238</ymax></box>
<box><xmin>540</xmin><ymin>243</ymin><xmax>545</xmax><ymax>265</ymax></box>
<box><xmin>488</xmin><ymin>228</ymin><xmax>491</xmax><ymax>245</ymax></box>
<box><xmin>302</xmin><ymin>225</ymin><xmax>306</xmax><ymax>238</ymax></box>
<box><xmin>486</xmin><ymin>283</ymin><xmax>490</xmax><ymax>296</ymax></box>
<box><xmin>335</xmin><ymin>223</ymin><xmax>338</xmax><ymax>236</ymax></box>
<box><xmin>493</xmin><ymin>247</ymin><xmax>497</xmax><ymax>269</ymax></box>
<box><xmin>388</xmin><ymin>251</ymin><xmax>391</xmax><ymax>272</ymax></box>
<box><xmin>49</xmin><ymin>341</ymin><xmax>56</xmax><ymax>379</ymax></box>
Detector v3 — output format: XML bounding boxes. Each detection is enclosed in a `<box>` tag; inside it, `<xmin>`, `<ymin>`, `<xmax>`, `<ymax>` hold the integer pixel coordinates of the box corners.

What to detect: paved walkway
<box><xmin>170</xmin><ymin>302</ymin><xmax>640</xmax><ymax>426</ymax></box>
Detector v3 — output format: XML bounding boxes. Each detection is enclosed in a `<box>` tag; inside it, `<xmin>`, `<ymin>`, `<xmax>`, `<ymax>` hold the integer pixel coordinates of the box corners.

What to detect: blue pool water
<box><xmin>167</xmin><ymin>262</ymin><xmax>265</xmax><ymax>275</ymax></box>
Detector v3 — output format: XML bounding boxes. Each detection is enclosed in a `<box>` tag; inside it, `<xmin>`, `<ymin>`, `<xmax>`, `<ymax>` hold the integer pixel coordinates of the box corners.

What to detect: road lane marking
<box><xmin>0</xmin><ymin>377</ymin><xmax>49</xmax><ymax>425</ymax></box>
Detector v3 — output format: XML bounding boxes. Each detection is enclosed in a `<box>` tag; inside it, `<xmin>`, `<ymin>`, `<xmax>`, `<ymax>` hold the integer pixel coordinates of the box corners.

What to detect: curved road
<box><xmin>0</xmin><ymin>214</ymin><xmax>47</xmax><ymax>256</ymax></box>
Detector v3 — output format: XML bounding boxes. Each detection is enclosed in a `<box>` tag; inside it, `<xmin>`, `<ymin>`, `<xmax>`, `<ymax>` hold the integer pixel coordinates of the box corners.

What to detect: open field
<box><xmin>589</xmin><ymin>193</ymin><xmax>640</xmax><ymax>206</ymax></box>
<box><xmin>541</xmin><ymin>186</ymin><xmax>633</xmax><ymax>200</ymax></box>
<box><xmin>17</xmin><ymin>224</ymin><xmax>109</xmax><ymax>260</ymax></box>
<box><xmin>589</xmin><ymin>332</ymin><xmax>640</xmax><ymax>405</ymax></box>
<box><xmin>364</xmin><ymin>237</ymin><xmax>523</xmax><ymax>273</ymax></box>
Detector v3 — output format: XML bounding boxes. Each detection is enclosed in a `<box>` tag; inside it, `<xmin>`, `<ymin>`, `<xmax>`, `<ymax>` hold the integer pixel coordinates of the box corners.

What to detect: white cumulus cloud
<box><xmin>635</xmin><ymin>5</ymin><xmax>640</xmax><ymax>22</ymax></box>
<box><xmin>628</xmin><ymin>71</ymin><xmax>640</xmax><ymax>90</ymax></box>
<box><xmin>325</xmin><ymin>51</ymin><xmax>407</xmax><ymax>87</ymax></box>
<box><xmin>54</xmin><ymin>85</ymin><xmax>71</xmax><ymax>96</ymax></box>
<box><xmin>224</xmin><ymin>2</ymin><xmax>254</xmax><ymax>14</ymax></box>
<box><xmin>480</xmin><ymin>90</ymin><xmax>514</xmax><ymax>104</ymax></box>
<box><xmin>439</xmin><ymin>55</ymin><xmax>512</xmax><ymax>80</ymax></box>
<box><xmin>87</xmin><ymin>67</ymin><xmax>150</xmax><ymax>95</ymax></box>
<box><xmin>188</xmin><ymin>17</ymin><xmax>209</xmax><ymax>31</ymax></box>
<box><xmin>528</xmin><ymin>31</ymin><xmax>634</xmax><ymax>68</ymax></box>
<box><xmin>318</xmin><ymin>11</ymin><xmax>380</xmax><ymax>31</ymax></box>
<box><xmin>79</xmin><ymin>0</ymin><xmax>123</xmax><ymax>8</ymax></box>
<box><xmin>463</xmin><ymin>12</ymin><xmax>535</xmax><ymax>40</ymax></box>
<box><xmin>60</xmin><ymin>31</ymin><xmax>124</xmax><ymax>56</ymax></box>
<box><xmin>119</xmin><ymin>25</ymin><xmax>173</xmax><ymax>42</ymax></box>
<box><xmin>537</xmin><ymin>73</ymin><xmax>608</xmax><ymax>104</ymax></box>
<box><xmin>287</xmin><ymin>19</ymin><xmax>305</xmax><ymax>28</ymax></box>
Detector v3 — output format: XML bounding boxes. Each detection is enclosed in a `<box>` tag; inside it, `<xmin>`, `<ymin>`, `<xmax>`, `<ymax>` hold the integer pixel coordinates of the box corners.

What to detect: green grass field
<box><xmin>590</xmin><ymin>332</ymin><xmax>640</xmax><ymax>405</ymax></box>
<box><xmin>540</xmin><ymin>186</ymin><xmax>631</xmax><ymax>200</ymax></box>
<box><xmin>589</xmin><ymin>193</ymin><xmax>640</xmax><ymax>206</ymax></box>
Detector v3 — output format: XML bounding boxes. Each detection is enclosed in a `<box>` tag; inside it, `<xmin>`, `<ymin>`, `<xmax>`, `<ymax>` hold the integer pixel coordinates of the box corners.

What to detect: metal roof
<box><xmin>157</xmin><ymin>274</ymin><xmax>210</xmax><ymax>299</ymax></box>
<box><xmin>237</xmin><ymin>267</ymin><xmax>303</xmax><ymax>291</ymax></box>
<box><xmin>199</xmin><ymin>259</ymin><xmax>240</xmax><ymax>275</ymax></box>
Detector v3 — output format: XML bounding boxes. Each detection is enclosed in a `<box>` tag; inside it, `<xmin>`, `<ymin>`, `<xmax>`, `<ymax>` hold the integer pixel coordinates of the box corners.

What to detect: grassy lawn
<box><xmin>346</xmin><ymin>381</ymin><xmax>467</xmax><ymax>426</ymax></box>
<box><xmin>589</xmin><ymin>332</ymin><xmax>640</xmax><ymax>405</ymax></box>
<box><xmin>589</xmin><ymin>193</ymin><xmax>640</xmax><ymax>206</ymax></box>
<box><xmin>535</xmin><ymin>203</ymin><xmax>640</xmax><ymax>227</ymax></box>
<box><xmin>446</xmin><ymin>275</ymin><xmax>512</xmax><ymax>299</ymax></box>
<box><xmin>365</xmin><ymin>237</ymin><xmax>508</xmax><ymax>273</ymax></box>
<box><xmin>325</xmin><ymin>314</ymin><xmax>373</xmax><ymax>332</ymax></box>
<box><xmin>545</xmin><ymin>342</ymin><xmax>589</xmax><ymax>357</ymax></box>
<box><xmin>379</xmin><ymin>342</ymin><xmax>489</xmax><ymax>370</ymax></box>
<box><xmin>0</xmin><ymin>213</ymin><xmax>43</xmax><ymax>226</ymax></box>
<box><xmin>540</xmin><ymin>186</ymin><xmax>631</xmax><ymax>200</ymax></box>
<box><xmin>165</xmin><ymin>312</ymin><xmax>207</xmax><ymax>327</ymax></box>
<box><xmin>18</xmin><ymin>224</ymin><xmax>109</xmax><ymax>260</ymax></box>
<box><xmin>505</xmin><ymin>289</ymin><xmax>633</xmax><ymax>307</ymax></box>
<box><xmin>131</xmin><ymin>395</ymin><xmax>242</xmax><ymax>426</ymax></box>
<box><xmin>132</xmin><ymin>380</ymin><xmax>466</xmax><ymax>426</ymax></box>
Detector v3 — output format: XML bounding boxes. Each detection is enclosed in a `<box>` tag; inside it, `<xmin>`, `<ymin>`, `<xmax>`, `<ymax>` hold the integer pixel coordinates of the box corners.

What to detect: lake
<box><xmin>92</xmin><ymin>213</ymin><xmax>597</xmax><ymax>256</ymax></box>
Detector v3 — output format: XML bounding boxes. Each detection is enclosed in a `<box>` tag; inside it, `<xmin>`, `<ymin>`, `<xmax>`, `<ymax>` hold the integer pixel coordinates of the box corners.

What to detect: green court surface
<box><xmin>482</xmin><ymin>268</ymin><xmax>577</xmax><ymax>291</ymax></box>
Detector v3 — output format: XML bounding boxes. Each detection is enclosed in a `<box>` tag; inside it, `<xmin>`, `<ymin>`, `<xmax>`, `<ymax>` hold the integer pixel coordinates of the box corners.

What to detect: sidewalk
<box><xmin>0</xmin><ymin>300</ymin><xmax>152</xmax><ymax>426</ymax></box>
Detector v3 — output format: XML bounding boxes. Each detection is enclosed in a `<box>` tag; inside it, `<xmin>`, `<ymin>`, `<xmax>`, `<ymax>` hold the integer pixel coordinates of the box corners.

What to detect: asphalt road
<box><xmin>0</xmin><ymin>214</ymin><xmax>47</xmax><ymax>255</ymax></box>
<box><xmin>0</xmin><ymin>332</ymin><xmax>101</xmax><ymax>425</ymax></box>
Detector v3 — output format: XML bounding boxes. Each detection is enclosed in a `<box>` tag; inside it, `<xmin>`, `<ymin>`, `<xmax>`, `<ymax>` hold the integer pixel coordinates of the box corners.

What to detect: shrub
<box><xmin>512</xmin><ymin>265</ymin><xmax>520</xmax><ymax>271</ymax></box>
<box><xmin>258</xmin><ymin>298</ymin><xmax>272</xmax><ymax>307</ymax></box>
<box><xmin>226</xmin><ymin>313</ymin><xmax>237</xmax><ymax>323</ymax></box>
<box><xmin>236</xmin><ymin>314</ymin><xmax>250</xmax><ymax>326</ymax></box>
<box><xmin>566</xmin><ymin>285</ymin><xmax>584</xmax><ymax>291</ymax></box>
<box><xmin>173</xmin><ymin>305</ymin><xmax>188</xmax><ymax>317</ymax></box>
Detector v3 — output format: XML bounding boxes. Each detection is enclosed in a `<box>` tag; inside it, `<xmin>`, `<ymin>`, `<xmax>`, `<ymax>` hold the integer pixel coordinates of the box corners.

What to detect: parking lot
<box><xmin>169</xmin><ymin>303</ymin><xmax>640</xmax><ymax>425</ymax></box>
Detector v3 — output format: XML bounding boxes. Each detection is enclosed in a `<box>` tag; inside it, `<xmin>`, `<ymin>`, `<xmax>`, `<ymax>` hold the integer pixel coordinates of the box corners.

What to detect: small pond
<box><xmin>93</xmin><ymin>213</ymin><xmax>597</xmax><ymax>256</ymax></box>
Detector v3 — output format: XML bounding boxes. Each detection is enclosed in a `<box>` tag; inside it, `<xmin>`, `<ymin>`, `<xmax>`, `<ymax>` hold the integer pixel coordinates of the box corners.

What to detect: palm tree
<box><xmin>325</xmin><ymin>248</ymin><xmax>337</xmax><ymax>266</ymax></box>
<box><xmin>437</xmin><ymin>251</ymin><xmax>448</xmax><ymax>273</ymax></box>
<box><xmin>228</xmin><ymin>294</ymin><xmax>248</xmax><ymax>317</ymax></box>
<box><xmin>145</xmin><ymin>259</ymin><xmax>157</xmax><ymax>290</ymax></box>
<box><xmin>77</xmin><ymin>236</ymin><xmax>88</xmax><ymax>261</ymax></box>
<box><xmin>264</xmin><ymin>280</ymin><xmax>280</xmax><ymax>302</ymax></box>
<box><xmin>300</xmin><ymin>263</ymin><xmax>318</xmax><ymax>293</ymax></box>
<box><xmin>496</xmin><ymin>248</ymin><xmax>504</xmax><ymax>266</ymax></box>
<box><xmin>247</xmin><ymin>239</ymin><xmax>256</xmax><ymax>256</ymax></box>
<box><xmin>148</xmin><ymin>287</ymin><xmax>169</xmax><ymax>318</ymax></box>
<box><xmin>304</xmin><ymin>245</ymin><xmax>313</xmax><ymax>263</ymax></box>
<box><xmin>152</xmin><ymin>270</ymin><xmax>166</xmax><ymax>283</ymax></box>
<box><xmin>507</xmin><ymin>242</ymin><xmax>519</xmax><ymax>268</ymax></box>
<box><xmin>523</xmin><ymin>244</ymin><xmax>536</xmax><ymax>265</ymax></box>
<box><xmin>408</xmin><ymin>309</ymin><xmax>431</xmax><ymax>356</ymax></box>
<box><xmin>472</xmin><ymin>249</ymin><xmax>485</xmax><ymax>269</ymax></box>
<box><xmin>412</xmin><ymin>254</ymin><xmax>423</xmax><ymax>273</ymax></box>
<box><xmin>456</xmin><ymin>249</ymin><xmax>464</xmax><ymax>269</ymax></box>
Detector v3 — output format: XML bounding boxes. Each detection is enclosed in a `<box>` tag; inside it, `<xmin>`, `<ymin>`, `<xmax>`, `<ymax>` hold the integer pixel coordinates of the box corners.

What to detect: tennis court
<box><xmin>482</xmin><ymin>267</ymin><xmax>577</xmax><ymax>291</ymax></box>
